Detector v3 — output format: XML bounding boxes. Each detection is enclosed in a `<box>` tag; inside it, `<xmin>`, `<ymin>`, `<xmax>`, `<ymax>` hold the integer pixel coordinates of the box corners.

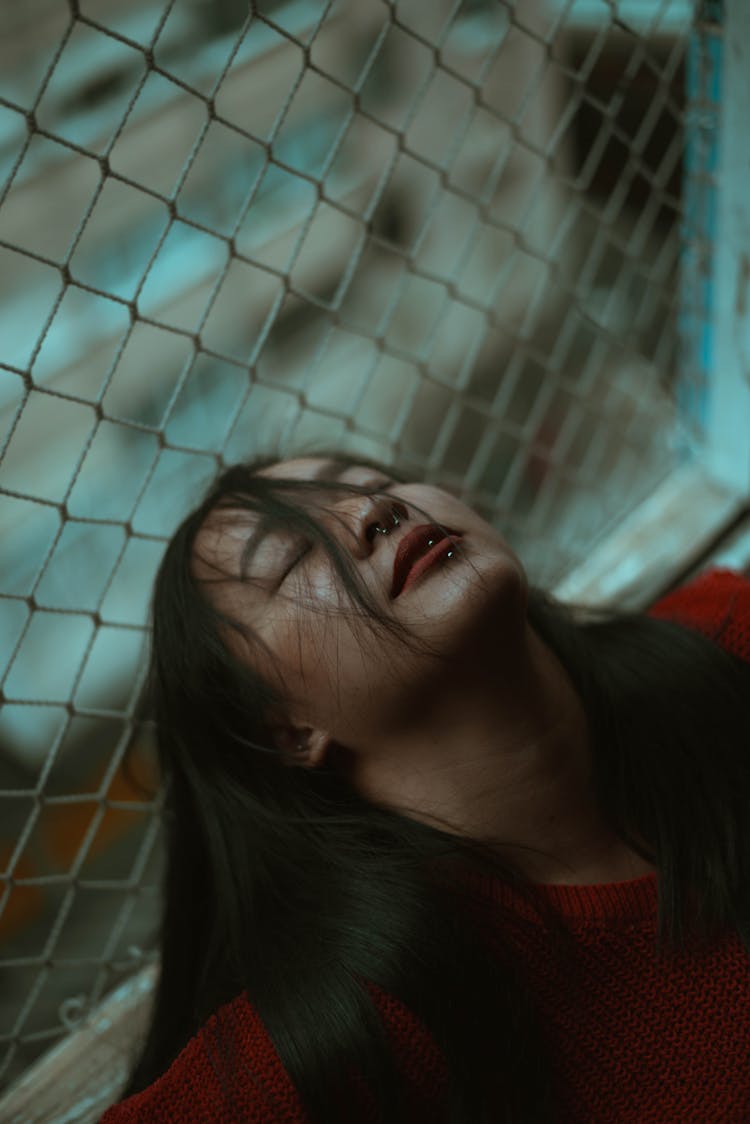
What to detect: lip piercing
<box><xmin>426</xmin><ymin>536</ymin><xmax>455</xmax><ymax>558</ymax></box>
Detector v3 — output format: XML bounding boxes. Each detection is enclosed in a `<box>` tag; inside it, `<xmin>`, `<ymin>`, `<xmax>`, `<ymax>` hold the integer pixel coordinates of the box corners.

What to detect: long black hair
<box><xmin>120</xmin><ymin>453</ymin><xmax>750</xmax><ymax>1122</ymax></box>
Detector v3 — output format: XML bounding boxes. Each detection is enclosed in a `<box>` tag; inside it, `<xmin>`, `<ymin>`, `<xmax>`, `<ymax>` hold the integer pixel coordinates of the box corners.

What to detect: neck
<box><xmin>348</xmin><ymin>623</ymin><xmax>655</xmax><ymax>886</ymax></box>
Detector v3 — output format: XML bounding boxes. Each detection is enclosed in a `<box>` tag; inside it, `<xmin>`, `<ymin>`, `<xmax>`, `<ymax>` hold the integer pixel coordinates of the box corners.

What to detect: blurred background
<box><xmin>1</xmin><ymin>0</ymin><xmax>749</xmax><ymax>1116</ymax></box>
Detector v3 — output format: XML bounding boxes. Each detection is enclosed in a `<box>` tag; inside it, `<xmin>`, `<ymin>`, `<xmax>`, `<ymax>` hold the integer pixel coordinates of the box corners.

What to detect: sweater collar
<box><xmin>475</xmin><ymin>870</ymin><xmax>659</xmax><ymax>927</ymax></box>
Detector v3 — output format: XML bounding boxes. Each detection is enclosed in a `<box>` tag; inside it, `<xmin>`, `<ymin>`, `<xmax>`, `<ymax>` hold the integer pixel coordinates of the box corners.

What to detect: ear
<box><xmin>272</xmin><ymin>724</ymin><xmax>331</xmax><ymax>769</ymax></box>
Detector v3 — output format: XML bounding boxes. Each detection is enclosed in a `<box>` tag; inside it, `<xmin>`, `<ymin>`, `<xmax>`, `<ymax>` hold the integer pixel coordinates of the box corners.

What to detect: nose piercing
<box><xmin>373</xmin><ymin>506</ymin><xmax>402</xmax><ymax>536</ymax></box>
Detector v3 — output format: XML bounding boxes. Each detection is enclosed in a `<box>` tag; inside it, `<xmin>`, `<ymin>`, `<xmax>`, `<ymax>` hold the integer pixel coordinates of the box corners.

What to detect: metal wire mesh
<box><xmin>0</xmin><ymin>0</ymin><xmax>699</xmax><ymax>1093</ymax></box>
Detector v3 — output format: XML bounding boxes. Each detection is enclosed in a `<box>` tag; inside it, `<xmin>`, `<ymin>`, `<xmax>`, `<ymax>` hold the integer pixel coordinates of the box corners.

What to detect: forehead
<box><xmin>257</xmin><ymin>456</ymin><xmax>386</xmax><ymax>485</ymax></box>
<box><xmin>258</xmin><ymin>456</ymin><xmax>331</xmax><ymax>481</ymax></box>
<box><xmin>192</xmin><ymin>507</ymin><xmax>254</xmax><ymax>583</ymax></box>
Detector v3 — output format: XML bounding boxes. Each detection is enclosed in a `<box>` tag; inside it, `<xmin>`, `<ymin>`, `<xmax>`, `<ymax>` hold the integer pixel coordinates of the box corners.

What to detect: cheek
<box><xmin>268</xmin><ymin>608</ymin><xmax>359</xmax><ymax>714</ymax></box>
<box><xmin>272</xmin><ymin>607</ymin><xmax>406</xmax><ymax>737</ymax></box>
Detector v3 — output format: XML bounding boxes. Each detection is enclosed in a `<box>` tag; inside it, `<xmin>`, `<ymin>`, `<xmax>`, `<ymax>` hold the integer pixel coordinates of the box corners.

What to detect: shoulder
<box><xmin>100</xmin><ymin>993</ymin><xmax>309</xmax><ymax>1123</ymax></box>
<box><xmin>647</xmin><ymin>567</ymin><xmax>750</xmax><ymax>664</ymax></box>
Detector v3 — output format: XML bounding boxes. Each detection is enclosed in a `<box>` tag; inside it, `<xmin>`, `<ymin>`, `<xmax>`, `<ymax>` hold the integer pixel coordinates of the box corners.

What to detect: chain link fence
<box><xmin>0</xmin><ymin>0</ymin><xmax>704</xmax><ymax>1102</ymax></box>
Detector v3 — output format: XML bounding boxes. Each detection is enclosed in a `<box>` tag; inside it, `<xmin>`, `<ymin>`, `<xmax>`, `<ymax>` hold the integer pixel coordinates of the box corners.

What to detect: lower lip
<box><xmin>400</xmin><ymin>536</ymin><xmax>462</xmax><ymax>595</ymax></box>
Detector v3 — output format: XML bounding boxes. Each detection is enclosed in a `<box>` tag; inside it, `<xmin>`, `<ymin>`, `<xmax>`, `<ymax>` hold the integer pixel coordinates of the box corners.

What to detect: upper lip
<box><xmin>390</xmin><ymin>524</ymin><xmax>460</xmax><ymax>598</ymax></box>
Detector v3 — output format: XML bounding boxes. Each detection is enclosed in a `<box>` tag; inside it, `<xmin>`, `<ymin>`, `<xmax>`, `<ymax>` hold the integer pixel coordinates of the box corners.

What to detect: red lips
<box><xmin>391</xmin><ymin>524</ymin><xmax>462</xmax><ymax>598</ymax></box>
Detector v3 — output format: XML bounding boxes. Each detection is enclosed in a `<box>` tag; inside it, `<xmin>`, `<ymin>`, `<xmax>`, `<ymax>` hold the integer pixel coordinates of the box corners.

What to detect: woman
<box><xmin>102</xmin><ymin>453</ymin><xmax>750</xmax><ymax>1123</ymax></box>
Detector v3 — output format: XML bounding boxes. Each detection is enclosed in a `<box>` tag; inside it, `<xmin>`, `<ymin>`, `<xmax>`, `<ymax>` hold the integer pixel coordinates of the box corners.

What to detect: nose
<box><xmin>364</xmin><ymin>500</ymin><xmax>409</xmax><ymax>544</ymax></box>
<box><xmin>322</xmin><ymin>495</ymin><xmax>409</xmax><ymax>558</ymax></box>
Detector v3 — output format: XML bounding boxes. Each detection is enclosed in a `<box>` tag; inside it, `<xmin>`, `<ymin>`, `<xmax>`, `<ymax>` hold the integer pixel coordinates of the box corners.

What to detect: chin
<box><xmin>408</xmin><ymin>549</ymin><xmax>529</xmax><ymax>650</ymax></box>
<box><xmin>471</xmin><ymin>552</ymin><xmax>528</xmax><ymax>627</ymax></box>
<box><xmin>458</xmin><ymin>540</ymin><xmax>528</xmax><ymax>606</ymax></box>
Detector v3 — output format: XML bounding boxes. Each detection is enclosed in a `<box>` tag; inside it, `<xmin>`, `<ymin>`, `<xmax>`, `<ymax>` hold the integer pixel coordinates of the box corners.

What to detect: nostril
<box><xmin>365</xmin><ymin>503</ymin><xmax>408</xmax><ymax>543</ymax></box>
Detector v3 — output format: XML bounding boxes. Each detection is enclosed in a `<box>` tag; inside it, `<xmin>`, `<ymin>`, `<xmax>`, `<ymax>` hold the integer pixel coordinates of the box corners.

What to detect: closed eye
<box><xmin>278</xmin><ymin>541</ymin><xmax>312</xmax><ymax>586</ymax></box>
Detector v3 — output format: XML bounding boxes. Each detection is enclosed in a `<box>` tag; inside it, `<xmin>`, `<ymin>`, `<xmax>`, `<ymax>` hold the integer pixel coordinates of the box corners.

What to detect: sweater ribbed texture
<box><xmin>101</xmin><ymin>568</ymin><xmax>750</xmax><ymax>1122</ymax></box>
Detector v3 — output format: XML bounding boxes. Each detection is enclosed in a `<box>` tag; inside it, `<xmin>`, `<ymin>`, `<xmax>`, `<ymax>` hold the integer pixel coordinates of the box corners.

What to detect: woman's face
<box><xmin>192</xmin><ymin>457</ymin><xmax>528</xmax><ymax>755</ymax></box>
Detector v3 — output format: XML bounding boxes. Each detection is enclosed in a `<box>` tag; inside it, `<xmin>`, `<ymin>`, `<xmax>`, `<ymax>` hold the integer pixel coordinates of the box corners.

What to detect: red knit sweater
<box><xmin>101</xmin><ymin>567</ymin><xmax>750</xmax><ymax>1123</ymax></box>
